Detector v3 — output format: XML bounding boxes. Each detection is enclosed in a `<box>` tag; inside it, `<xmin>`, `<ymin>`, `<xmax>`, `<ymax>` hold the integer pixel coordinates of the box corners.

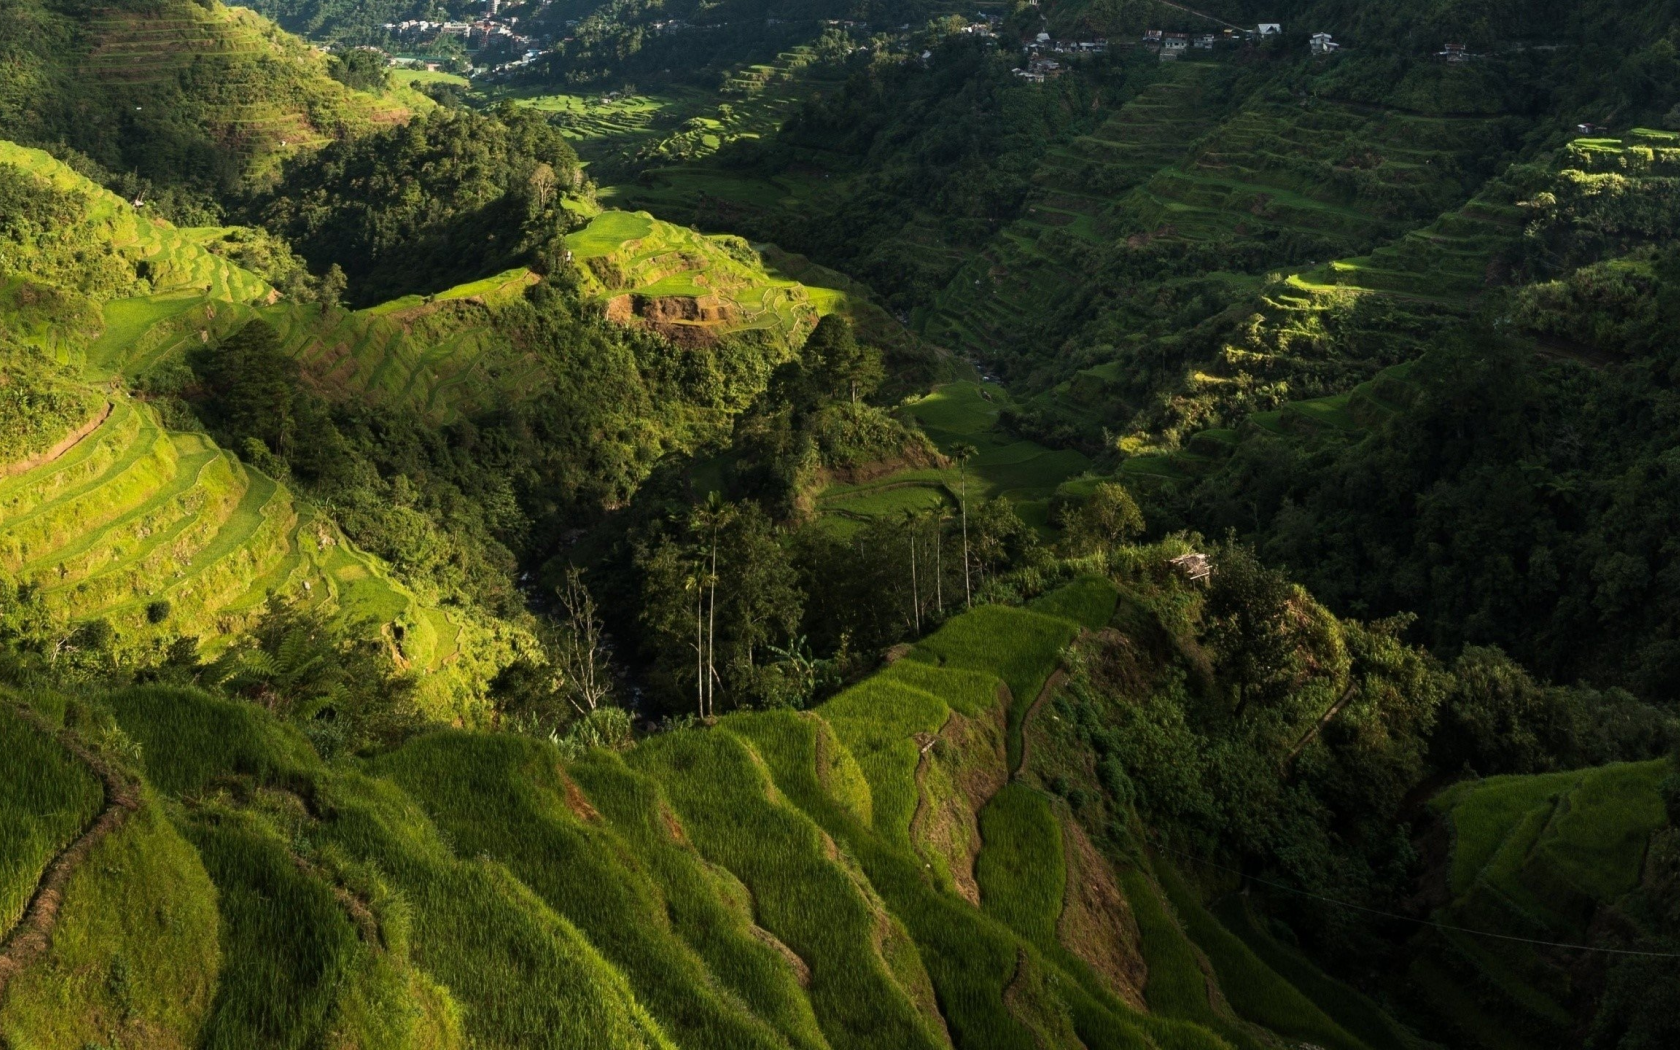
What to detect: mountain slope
<box><xmin>1</xmin><ymin>574</ymin><xmax>1433</xmax><ymax>1050</ymax></box>
<box><xmin>0</xmin><ymin>140</ymin><xmax>514</xmax><ymax>713</ymax></box>
<box><xmin>0</xmin><ymin>0</ymin><xmax>423</xmax><ymax>193</ymax></box>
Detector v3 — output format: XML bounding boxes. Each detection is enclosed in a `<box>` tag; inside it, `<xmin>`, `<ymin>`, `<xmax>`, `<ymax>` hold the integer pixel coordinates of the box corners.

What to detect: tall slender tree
<box><xmin>950</xmin><ymin>442</ymin><xmax>978</xmax><ymax>608</ymax></box>
<box><xmin>902</xmin><ymin>508</ymin><xmax>921</xmax><ymax>633</ymax></box>
<box><xmin>691</xmin><ymin>493</ymin><xmax>735</xmax><ymax>719</ymax></box>
<box><xmin>556</xmin><ymin>566</ymin><xmax>612</xmax><ymax>715</ymax></box>
<box><xmin>934</xmin><ymin>506</ymin><xmax>950</xmax><ymax>616</ymax></box>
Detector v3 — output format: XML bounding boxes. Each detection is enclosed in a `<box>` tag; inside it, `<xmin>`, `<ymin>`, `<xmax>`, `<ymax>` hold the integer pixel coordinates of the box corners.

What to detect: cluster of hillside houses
<box><xmin>1011</xmin><ymin>31</ymin><xmax>1109</xmax><ymax>80</ymax></box>
<box><xmin>382</xmin><ymin>15</ymin><xmax>532</xmax><ymax>51</ymax></box>
<box><xmin>1141</xmin><ymin>25</ymin><xmax>1344</xmax><ymax>60</ymax></box>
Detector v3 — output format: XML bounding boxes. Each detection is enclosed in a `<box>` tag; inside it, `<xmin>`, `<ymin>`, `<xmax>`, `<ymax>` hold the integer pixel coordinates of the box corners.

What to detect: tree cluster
<box><xmin>254</xmin><ymin>104</ymin><xmax>585</xmax><ymax>304</ymax></box>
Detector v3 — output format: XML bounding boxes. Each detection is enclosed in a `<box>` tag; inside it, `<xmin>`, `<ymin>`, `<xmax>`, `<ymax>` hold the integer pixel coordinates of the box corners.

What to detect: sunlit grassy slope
<box><xmin>2</xmin><ymin>576</ymin><xmax>1429</xmax><ymax>1049</ymax></box>
<box><xmin>563</xmin><ymin>208</ymin><xmax>823</xmax><ymax>347</ymax></box>
<box><xmin>0</xmin><ymin>142</ymin><xmax>512</xmax><ymax>714</ymax></box>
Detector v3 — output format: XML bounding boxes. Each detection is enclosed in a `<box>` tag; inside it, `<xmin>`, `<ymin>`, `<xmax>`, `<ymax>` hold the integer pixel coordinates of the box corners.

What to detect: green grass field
<box><xmin>975</xmin><ymin>783</ymin><xmax>1065</xmax><ymax>946</ymax></box>
<box><xmin>390</xmin><ymin>68</ymin><xmax>469</xmax><ymax>88</ymax></box>
<box><xmin>909</xmin><ymin>604</ymin><xmax>1084</xmax><ymax>770</ymax></box>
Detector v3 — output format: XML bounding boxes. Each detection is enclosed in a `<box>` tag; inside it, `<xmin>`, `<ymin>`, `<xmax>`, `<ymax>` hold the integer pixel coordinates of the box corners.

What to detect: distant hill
<box><xmin>0</xmin><ymin>0</ymin><xmax>425</xmax><ymax>194</ymax></box>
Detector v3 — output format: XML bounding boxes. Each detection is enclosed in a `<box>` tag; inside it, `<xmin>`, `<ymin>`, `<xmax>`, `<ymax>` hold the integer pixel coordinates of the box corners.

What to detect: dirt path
<box><xmin>0</xmin><ymin>704</ymin><xmax>140</xmax><ymax>998</ymax></box>
<box><xmin>1014</xmin><ymin>669</ymin><xmax>1068</xmax><ymax>779</ymax></box>
<box><xmin>0</xmin><ymin>401</ymin><xmax>113</xmax><ymax>480</ymax></box>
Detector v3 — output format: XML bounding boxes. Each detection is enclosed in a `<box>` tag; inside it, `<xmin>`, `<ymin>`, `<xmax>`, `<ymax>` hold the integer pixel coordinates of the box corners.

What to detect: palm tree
<box><xmin>949</xmin><ymin>442</ymin><xmax>978</xmax><ymax>608</ymax></box>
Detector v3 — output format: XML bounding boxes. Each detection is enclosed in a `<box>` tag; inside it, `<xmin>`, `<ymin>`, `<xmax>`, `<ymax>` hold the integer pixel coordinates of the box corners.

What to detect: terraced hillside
<box><xmin>0</xmin><ymin>574</ymin><xmax>1423</xmax><ymax>1049</ymax></box>
<box><xmin>1105</xmin><ymin>129</ymin><xmax>1680</xmax><ymax>482</ymax></box>
<box><xmin>929</xmin><ymin>75</ymin><xmax>1519</xmax><ymax>364</ymax></box>
<box><xmin>922</xmin><ymin>61</ymin><xmax>1230</xmax><ymax>355</ymax></box>
<box><xmin>0</xmin><ymin>394</ymin><xmax>504</xmax><ymax>710</ymax></box>
<box><xmin>0</xmin><ymin>0</ymin><xmax>422</xmax><ymax>188</ymax></box>
<box><xmin>1411</xmin><ymin>762</ymin><xmax>1671</xmax><ymax>1049</ymax></box>
<box><xmin>0</xmin><ymin>141</ymin><xmax>274</xmax><ymax>328</ymax></box>
<box><xmin>89</xmin><ymin>269</ymin><xmax>547</xmax><ymax>423</ymax></box>
<box><xmin>520</xmin><ymin>44</ymin><xmax>848</xmax><ymax>178</ymax></box>
<box><xmin>817</xmin><ymin>381</ymin><xmax>1091</xmax><ymax>535</ymax></box>
<box><xmin>566</xmin><ymin>210</ymin><xmax>825</xmax><ymax>347</ymax></box>
<box><xmin>0</xmin><ymin>141</ymin><xmax>511</xmax><ymax>712</ymax></box>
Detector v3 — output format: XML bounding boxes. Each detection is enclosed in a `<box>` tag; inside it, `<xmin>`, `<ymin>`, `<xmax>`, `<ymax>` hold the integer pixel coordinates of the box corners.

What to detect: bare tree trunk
<box><xmin>910</xmin><ymin>531</ymin><xmax>920</xmax><ymax>633</ymax></box>
<box><xmin>707</xmin><ymin>539</ymin><xmax>719</xmax><ymax>719</ymax></box>
<box><xmin>695</xmin><ymin>575</ymin><xmax>704</xmax><ymax>719</ymax></box>
<box><xmin>960</xmin><ymin>468</ymin><xmax>971</xmax><ymax>608</ymax></box>
<box><xmin>935</xmin><ymin>522</ymin><xmax>943</xmax><ymax>615</ymax></box>
<box><xmin>558</xmin><ymin>567</ymin><xmax>610</xmax><ymax>714</ymax></box>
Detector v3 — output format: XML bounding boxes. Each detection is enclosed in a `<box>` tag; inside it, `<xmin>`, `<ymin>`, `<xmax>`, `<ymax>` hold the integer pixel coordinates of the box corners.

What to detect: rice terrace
<box><xmin>3</xmin><ymin>0</ymin><xmax>1680</xmax><ymax>1048</ymax></box>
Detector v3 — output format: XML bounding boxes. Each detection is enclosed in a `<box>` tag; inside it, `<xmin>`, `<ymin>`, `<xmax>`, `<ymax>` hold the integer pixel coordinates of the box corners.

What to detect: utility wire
<box><xmin>1150</xmin><ymin>842</ymin><xmax>1680</xmax><ymax>959</ymax></box>
<box><xmin>1150</xmin><ymin>0</ymin><xmax>1247</xmax><ymax>33</ymax></box>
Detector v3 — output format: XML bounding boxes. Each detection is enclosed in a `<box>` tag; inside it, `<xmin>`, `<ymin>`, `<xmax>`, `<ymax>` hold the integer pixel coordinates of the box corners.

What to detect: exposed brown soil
<box><xmin>1057</xmin><ymin>820</ymin><xmax>1149</xmax><ymax>1010</ymax></box>
<box><xmin>660</xmin><ymin>804</ymin><xmax>687</xmax><ymax>844</ymax></box>
<box><xmin>748</xmin><ymin>923</ymin><xmax>812</xmax><ymax>988</ymax></box>
<box><xmin>0</xmin><ymin>704</ymin><xmax>141</xmax><ymax>998</ymax></box>
<box><xmin>909</xmin><ymin>686</ymin><xmax>1009</xmax><ymax>906</ymax></box>
<box><xmin>561</xmin><ymin>773</ymin><xmax>602</xmax><ymax>823</ymax></box>
<box><xmin>0</xmin><ymin>401</ymin><xmax>113</xmax><ymax>480</ymax></box>
<box><xmin>818</xmin><ymin>447</ymin><xmax>948</xmax><ymax>487</ymax></box>
<box><xmin>604</xmin><ymin>293</ymin><xmax>740</xmax><ymax>346</ymax></box>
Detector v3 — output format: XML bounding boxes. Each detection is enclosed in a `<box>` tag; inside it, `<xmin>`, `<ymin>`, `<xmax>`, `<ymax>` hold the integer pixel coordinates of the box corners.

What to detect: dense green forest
<box><xmin>5</xmin><ymin>0</ymin><xmax>1680</xmax><ymax>1048</ymax></box>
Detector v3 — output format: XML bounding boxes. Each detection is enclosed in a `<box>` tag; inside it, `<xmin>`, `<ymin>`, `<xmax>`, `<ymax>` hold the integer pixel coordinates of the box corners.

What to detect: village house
<box><xmin>1161</xmin><ymin>32</ymin><xmax>1188</xmax><ymax>60</ymax></box>
<box><xmin>1257</xmin><ymin>23</ymin><xmax>1282</xmax><ymax>36</ymax></box>
<box><xmin>1194</xmin><ymin>33</ymin><xmax>1216</xmax><ymax>49</ymax></box>
<box><xmin>1310</xmin><ymin>32</ymin><xmax>1340</xmax><ymax>55</ymax></box>
<box><xmin>1576</xmin><ymin>122</ymin><xmax>1609</xmax><ymax>134</ymax></box>
<box><xmin>1169</xmin><ymin>552</ymin><xmax>1215</xmax><ymax>584</ymax></box>
<box><xmin>1142</xmin><ymin>28</ymin><xmax>1163</xmax><ymax>51</ymax></box>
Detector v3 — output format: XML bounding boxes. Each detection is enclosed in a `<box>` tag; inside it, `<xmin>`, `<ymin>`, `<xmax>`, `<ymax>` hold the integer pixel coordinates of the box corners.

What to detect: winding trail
<box><xmin>1014</xmin><ymin>669</ymin><xmax>1068</xmax><ymax>779</ymax></box>
<box><xmin>0</xmin><ymin>704</ymin><xmax>140</xmax><ymax>998</ymax></box>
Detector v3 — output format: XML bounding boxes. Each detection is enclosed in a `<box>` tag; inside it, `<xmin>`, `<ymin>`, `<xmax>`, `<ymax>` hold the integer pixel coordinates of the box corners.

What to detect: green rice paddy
<box><xmin>817</xmin><ymin>381</ymin><xmax>1091</xmax><ymax>533</ymax></box>
<box><xmin>0</xmin><ymin>709</ymin><xmax>103</xmax><ymax>933</ymax></box>
<box><xmin>1</xmin><ymin>577</ymin><xmax>1434</xmax><ymax>1050</ymax></box>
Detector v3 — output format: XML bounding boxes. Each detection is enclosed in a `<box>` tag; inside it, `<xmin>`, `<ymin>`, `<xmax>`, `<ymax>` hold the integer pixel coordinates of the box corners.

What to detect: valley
<box><xmin>3</xmin><ymin>2</ymin><xmax>1680</xmax><ymax>1049</ymax></box>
